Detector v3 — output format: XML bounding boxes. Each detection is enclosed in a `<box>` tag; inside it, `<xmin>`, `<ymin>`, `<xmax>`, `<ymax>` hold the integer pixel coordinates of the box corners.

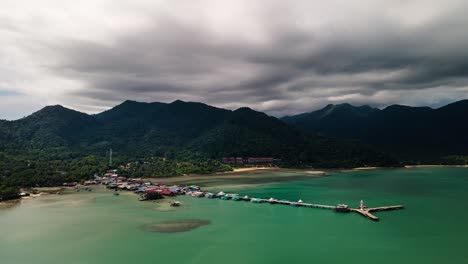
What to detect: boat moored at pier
<box><xmin>335</xmin><ymin>204</ymin><xmax>350</xmax><ymax>212</ymax></box>
<box><xmin>251</xmin><ymin>198</ymin><xmax>261</xmax><ymax>203</ymax></box>
<box><xmin>268</xmin><ymin>198</ymin><xmax>278</xmax><ymax>204</ymax></box>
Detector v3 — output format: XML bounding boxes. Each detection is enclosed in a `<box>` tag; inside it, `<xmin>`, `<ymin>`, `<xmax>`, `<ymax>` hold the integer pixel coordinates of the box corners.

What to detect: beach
<box><xmin>144</xmin><ymin>167</ymin><xmax>328</xmax><ymax>190</ymax></box>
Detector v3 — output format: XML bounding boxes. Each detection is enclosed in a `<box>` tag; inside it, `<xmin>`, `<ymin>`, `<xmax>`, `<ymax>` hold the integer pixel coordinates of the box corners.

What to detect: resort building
<box><xmin>222</xmin><ymin>157</ymin><xmax>280</xmax><ymax>165</ymax></box>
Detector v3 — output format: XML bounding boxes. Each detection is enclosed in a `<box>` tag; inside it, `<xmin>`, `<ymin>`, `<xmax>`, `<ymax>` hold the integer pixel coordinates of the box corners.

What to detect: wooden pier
<box><xmin>349</xmin><ymin>205</ymin><xmax>404</xmax><ymax>221</ymax></box>
<box><xmin>193</xmin><ymin>192</ymin><xmax>404</xmax><ymax>221</ymax></box>
<box><xmin>252</xmin><ymin>198</ymin><xmax>336</xmax><ymax>209</ymax></box>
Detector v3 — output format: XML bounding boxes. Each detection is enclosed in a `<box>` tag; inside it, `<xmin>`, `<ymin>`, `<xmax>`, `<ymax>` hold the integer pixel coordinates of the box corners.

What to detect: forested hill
<box><xmin>0</xmin><ymin>100</ymin><xmax>398</xmax><ymax>168</ymax></box>
<box><xmin>281</xmin><ymin>100</ymin><xmax>468</xmax><ymax>163</ymax></box>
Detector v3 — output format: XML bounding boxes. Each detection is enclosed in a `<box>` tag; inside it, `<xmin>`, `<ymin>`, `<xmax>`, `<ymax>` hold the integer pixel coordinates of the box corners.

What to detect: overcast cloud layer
<box><xmin>1</xmin><ymin>0</ymin><xmax>468</xmax><ymax>119</ymax></box>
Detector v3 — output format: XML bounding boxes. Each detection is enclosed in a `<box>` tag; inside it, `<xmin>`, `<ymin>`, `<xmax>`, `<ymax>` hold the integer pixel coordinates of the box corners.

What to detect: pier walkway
<box><xmin>349</xmin><ymin>205</ymin><xmax>404</xmax><ymax>221</ymax></box>
<box><xmin>255</xmin><ymin>199</ymin><xmax>336</xmax><ymax>209</ymax></box>
<box><xmin>190</xmin><ymin>192</ymin><xmax>403</xmax><ymax>221</ymax></box>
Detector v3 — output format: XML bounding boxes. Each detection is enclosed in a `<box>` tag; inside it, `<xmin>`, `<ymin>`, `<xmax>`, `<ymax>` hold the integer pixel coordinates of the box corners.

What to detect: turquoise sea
<box><xmin>1</xmin><ymin>167</ymin><xmax>468</xmax><ymax>264</ymax></box>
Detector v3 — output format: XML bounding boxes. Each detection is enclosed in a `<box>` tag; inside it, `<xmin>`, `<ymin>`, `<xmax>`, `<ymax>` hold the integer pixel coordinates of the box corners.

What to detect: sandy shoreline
<box><xmin>352</xmin><ymin>166</ymin><xmax>380</xmax><ymax>170</ymax></box>
<box><xmin>404</xmin><ymin>164</ymin><xmax>468</xmax><ymax>168</ymax></box>
<box><xmin>0</xmin><ymin>187</ymin><xmax>79</xmax><ymax>206</ymax></box>
<box><xmin>142</xmin><ymin>167</ymin><xmax>330</xmax><ymax>191</ymax></box>
<box><xmin>146</xmin><ymin>167</ymin><xmax>327</xmax><ymax>184</ymax></box>
<box><xmin>229</xmin><ymin>167</ymin><xmax>279</xmax><ymax>173</ymax></box>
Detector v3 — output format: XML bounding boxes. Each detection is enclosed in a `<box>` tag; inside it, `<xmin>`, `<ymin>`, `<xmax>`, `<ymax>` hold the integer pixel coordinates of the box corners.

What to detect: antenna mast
<box><xmin>109</xmin><ymin>148</ymin><xmax>113</xmax><ymax>167</ymax></box>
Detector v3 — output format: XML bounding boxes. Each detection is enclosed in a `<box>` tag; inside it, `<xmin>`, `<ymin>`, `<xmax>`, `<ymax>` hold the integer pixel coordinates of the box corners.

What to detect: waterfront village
<box><xmin>58</xmin><ymin>166</ymin><xmax>404</xmax><ymax>221</ymax></box>
<box><xmin>58</xmin><ymin>156</ymin><xmax>283</xmax><ymax>203</ymax></box>
<box><xmin>3</xmin><ymin>155</ymin><xmax>404</xmax><ymax>221</ymax></box>
<box><xmin>66</xmin><ymin>156</ymin><xmax>283</xmax><ymax>203</ymax></box>
<box><xmin>64</xmin><ymin>167</ymin><xmax>333</xmax><ymax>207</ymax></box>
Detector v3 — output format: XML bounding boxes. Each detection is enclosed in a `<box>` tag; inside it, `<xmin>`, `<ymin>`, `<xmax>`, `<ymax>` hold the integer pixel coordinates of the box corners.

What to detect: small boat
<box><xmin>113</xmin><ymin>192</ymin><xmax>120</xmax><ymax>196</ymax></box>
<box><xmin>251</xmin><ymin>198</ymin><xmax>261</xmax><ymax>203</ymax></box>
<box><xmin>220</xmin><ymin>195</ymin><xmax>230</xmax><ymax>200</ymax></box>
<box><xmin>231</xmin><ymin>195</ymin><xmax>241</xmax><ymax>201</ymax></box>
<box><xmin>268</xmin><ymin>198</ymin><xmax>278</xmax><ymax>204</ymax></box>
<box><xmin>335</xmin><ymin>204</ymin><xmax>350</xmax><ymax>212</ymax></box>
<box><xmin>188</xmin><ymin>185</ymin><xmax>200</xmax><ymax>191</ymax></box>
<box><xmin>242</xmin><ymin>195</ymin><xmax>250</xmax><ymax>201</ymax></box>
<box><xmin>205</xmin><ymin>193</ymin><xmax>215</xmax><ymax>198</ymax></box>
<box><xmin>191</xmin><ymin>191</ymin><xmax>205</xmax><ymax>197</ymax></box>
<box><xmin>170</xmin><ymin>201</ymin><xmax>181</xmax><ymax>207</ymax></box>
<box><xmin>293</xmin><ymin>199</ymin><xmax>304</xmax><ymax>206</ymax></box>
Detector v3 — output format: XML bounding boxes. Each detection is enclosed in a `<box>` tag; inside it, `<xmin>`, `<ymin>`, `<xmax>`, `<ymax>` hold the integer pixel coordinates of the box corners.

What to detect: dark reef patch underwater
<box><xmin>141</xmin><ymin>219</ymin><xmax>211</xmax><ymax>233</ymax></box>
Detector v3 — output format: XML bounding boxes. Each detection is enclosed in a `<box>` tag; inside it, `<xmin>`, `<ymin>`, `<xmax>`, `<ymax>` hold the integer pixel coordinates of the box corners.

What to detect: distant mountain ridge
<box><xmin>0</xmin><ymin>100</ymin><xmax>398</xmax><ymax>168</ymax></box>
<box><xmin>281</xmin><ymin>100</ymin><xmax>468</xmax><ymax>162</ymax></box>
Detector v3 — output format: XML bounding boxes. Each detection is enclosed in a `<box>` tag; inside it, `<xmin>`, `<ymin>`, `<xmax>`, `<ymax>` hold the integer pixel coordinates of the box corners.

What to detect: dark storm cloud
<box><xmin>49</xmin><ymin>6</ymin><xmax>468</xmax><ymax>115</ymax></box>
<box><xmin>3</xmin><ymin>0</ymin><xmax>468</xmax><ymax>119</ymax></box>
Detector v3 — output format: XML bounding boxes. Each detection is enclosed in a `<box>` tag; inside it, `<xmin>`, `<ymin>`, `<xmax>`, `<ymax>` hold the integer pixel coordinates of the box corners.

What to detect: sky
<box><xmin>1</xmin><ymin>0</ymin><xmax>468</xmax><ymax>119</ymax></box>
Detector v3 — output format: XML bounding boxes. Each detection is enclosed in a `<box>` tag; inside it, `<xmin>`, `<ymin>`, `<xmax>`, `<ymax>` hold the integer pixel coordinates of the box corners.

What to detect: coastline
<box><xmin>339</xmin><ymin>166</ymin><xmax>380</xmax><ymax>172</ymax></box>
<box><xmin>0</xmin><ymin>187</ymin><xmax>74</xmax><ymax>207</ymax></box>
<box><xmin>144</xmin><ymin>167</ymin><xmax>328</xmax><ymax>190</ymax></box>
<box><xmin>404</xmin><ymin>164</ymin><xmax>468</xmax><ymax>168</ymax></box>
<box><xmin>4</xmin><ymin>165</ymin><xmax>468</xmax><ymax>207</ymax></box>
<box><xmin>2</xmin><ymin>166</ymin><xmax>468</xmax><ymax>263</ymax></box>
<box><xmin>352</xmin><ymin>166</ymin><xmax>380</xmax><ymax>170</ymax></box>
<box><xmin>228</xmin><ymin>167</ymin><xmax>280</xmax><ymax>174</ymax></box>
<box><xmin>0</xmin><ymin>199</ymin><xmax>21</xmax><ymax>209</ymax></box>
<box><xmin>1</xmin><ymin>167</ymin><xmax>328</xmax><ymax>208</ymax></box>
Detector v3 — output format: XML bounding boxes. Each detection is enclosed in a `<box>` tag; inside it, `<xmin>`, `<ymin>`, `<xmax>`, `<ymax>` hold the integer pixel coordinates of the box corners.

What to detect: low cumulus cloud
<box><xmin>1</xmin><ymin>0</ymin><xmax>468</xmax><ymax>119</ymax></box>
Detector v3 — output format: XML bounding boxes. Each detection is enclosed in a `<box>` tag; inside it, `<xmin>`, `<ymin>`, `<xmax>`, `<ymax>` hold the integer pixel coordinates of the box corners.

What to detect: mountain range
<box><xmin>282</xmin><ymin>100</ymin><xmax>468</xmax><ymax>163</ymax></box>
<box><xmin>3</xmin><ymin>98</ymin><xmax>467</xmax><ymax>169</ymax></box>
<box><xmin>0</xmin><ymin>100</ymin><xmax>397</xmax><ymax>168</ymax></box>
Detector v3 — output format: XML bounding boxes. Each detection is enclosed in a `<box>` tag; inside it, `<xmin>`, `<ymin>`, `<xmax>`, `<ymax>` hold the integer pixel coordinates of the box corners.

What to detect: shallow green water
<box><xmin>1</xmin><ymin>167</ymin><xmax>468</xmax><ymax>264</ymax></box>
